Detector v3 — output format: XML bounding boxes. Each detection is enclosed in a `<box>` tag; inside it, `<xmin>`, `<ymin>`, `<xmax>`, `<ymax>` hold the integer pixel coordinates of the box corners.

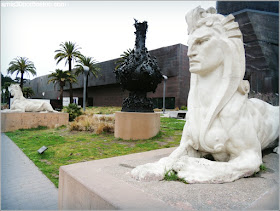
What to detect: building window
<box><xmin>152</xmin><ymin>97</ymin><xmax>175</xmax><ymax>109</ymax></box>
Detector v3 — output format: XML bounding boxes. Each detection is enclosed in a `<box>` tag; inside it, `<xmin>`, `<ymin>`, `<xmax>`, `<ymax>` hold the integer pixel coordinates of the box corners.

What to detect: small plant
<box><xmin>180</xmin><ymin>105</ymin><xmax>188</xmax><ymax>110</ymax></box>
<box><xmin>259</xmin><ymin>164</ymin><xmax>267</xmax><ymax>172</ymax></box>
<box><xmin>19</xmin><ymin>125</ymin><xmax>48</xmax><ymax>131</ymax></box>
<box><xmin>64</xmin><ymin>103</ymin><xmax>82</xmax><ymax>121</ymax></box>
<box><xmin>249</xmin><ymin>164</ymin><xmax>267</xmax><ymax>178</ymax></box>
<box><xmin>55</xmin><ymin>125</ymin><xmax>67</xmax><ymax>130</ymax></box>
<box><xmin>163</xmin><ymin>169</ymin><xmax>188</xmax><ymax>184</ymax></box>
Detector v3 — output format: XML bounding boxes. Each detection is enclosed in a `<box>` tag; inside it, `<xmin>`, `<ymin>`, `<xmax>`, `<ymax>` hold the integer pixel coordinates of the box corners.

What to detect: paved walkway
<box><xmin>1</xmin><ymin>133</ymin><xmax>58</xmax><ymax>210</ymax></box>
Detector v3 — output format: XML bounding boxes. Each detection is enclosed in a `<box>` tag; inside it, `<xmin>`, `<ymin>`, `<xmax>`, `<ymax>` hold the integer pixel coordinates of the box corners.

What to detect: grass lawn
<box><xmin>5</xmin><ymin>116</ymin><xmax>185</xmax><ymax>188</ymax></box>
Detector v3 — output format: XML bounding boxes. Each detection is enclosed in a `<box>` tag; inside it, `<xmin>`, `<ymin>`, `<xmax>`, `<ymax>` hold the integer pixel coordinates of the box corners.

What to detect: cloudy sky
<box><xmin>1</xmin><ymin>1</ymin><xmax>216</xmax><ymax>80</ymax></box>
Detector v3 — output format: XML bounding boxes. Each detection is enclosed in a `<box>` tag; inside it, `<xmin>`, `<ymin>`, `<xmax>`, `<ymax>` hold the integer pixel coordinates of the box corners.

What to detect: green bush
<box><xmin>64</xmin><ymin>103</ymin><xmax>82</xmax><ymax>121</ymax></box>
<box><xmin>180</xmin><ymin>105</ymin><xmax>188</xmax><ymax>110</ymax></box>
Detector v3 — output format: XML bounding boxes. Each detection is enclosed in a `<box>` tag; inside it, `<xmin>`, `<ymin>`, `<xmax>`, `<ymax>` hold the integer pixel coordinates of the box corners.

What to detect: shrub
<box><xmin>69</xmin><ymin>114</ymin><xmax>115</xmax><ymax>134</ymax></box>
<box><xmin>64</xmin><ymin>103</ymin><xmax>82</xmax><ymax>121</ymax></box>
<box><xmin>180</xmin><ymin>105</ymin><xmax>188</xmax><ymax>110</ymax></box>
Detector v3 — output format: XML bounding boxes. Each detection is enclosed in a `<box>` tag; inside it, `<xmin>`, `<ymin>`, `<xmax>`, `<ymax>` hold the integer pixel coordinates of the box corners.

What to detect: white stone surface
<box><xmin>10</xmin><ymin>98</ymin><xmax>50</xmax><ymax>106</ymax></box>
<box><xmin>2</xmin><ymin>84</ymin><xmax>57</xmax><ymax>113</ymax></box>
<box><xmin>131</xmin><ymin>6</ymin><xmax>279</xmax><ymax>184</ymax></box>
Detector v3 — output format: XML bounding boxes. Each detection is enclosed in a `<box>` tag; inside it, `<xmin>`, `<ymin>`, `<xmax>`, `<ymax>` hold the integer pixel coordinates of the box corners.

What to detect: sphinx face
<box><xmin>187</xmin><ymin>25</ymin><xmax>224</xmax><ymax>75</ymax></box>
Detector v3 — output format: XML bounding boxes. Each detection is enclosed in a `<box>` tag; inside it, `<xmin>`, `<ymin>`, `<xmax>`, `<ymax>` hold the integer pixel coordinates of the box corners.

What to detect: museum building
<box><xmin>26</xmin><ymin>1</ymin><xmax>279</xmax><ymax>109</ymax></box>
<box><xmin>26</xmin><ymin>44</ymin><xmax>190</xmax><ymax>109</ymax></box>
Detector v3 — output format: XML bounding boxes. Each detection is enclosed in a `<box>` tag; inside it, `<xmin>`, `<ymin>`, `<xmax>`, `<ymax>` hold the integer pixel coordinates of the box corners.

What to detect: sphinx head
<box><xmin>8</xmin><ymin>84</ymin><xmax>23</xmax><ymax>98</ymax></box>
<box><xmin>186</xmin><ymin>7</ymin><xmax>245</xmax><ymax>78</ymax></box>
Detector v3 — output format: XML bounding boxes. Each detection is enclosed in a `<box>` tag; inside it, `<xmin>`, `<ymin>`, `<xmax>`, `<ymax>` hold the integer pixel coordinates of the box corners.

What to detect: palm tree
<box><xmin>75</xmin><ymin>55</ymin><xmax>100</xmax><ymax>107</ymax></box>
<box><xmin>54</xmin><ymin>41</ymin><xmax>82</xmax><ymax>104</ymax></box>
<box><xmin>48</xmin><ymin>69</ymin><xmax>77</xmax><ymax>107</ymax></box>
<box><xmin>22</xmin><ymin>87</ymin><xmax>34</xmax><ymax>98</ymax></box>
<box><xmin>7</xmin><ymin>57</ymin><xmax>36</xmax><ymax>89</ymax></box>
<box><xmin>115</xmin><ymin>48</ymin><xmax>133</xmax><ymax>70</ymax></box>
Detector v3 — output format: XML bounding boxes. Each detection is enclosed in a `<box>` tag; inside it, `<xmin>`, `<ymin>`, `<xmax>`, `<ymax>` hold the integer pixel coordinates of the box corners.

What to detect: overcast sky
<box><xmin>1</xmin><ymin>1</ymin><xmax>216</xmax><ymax>80</ymax></box>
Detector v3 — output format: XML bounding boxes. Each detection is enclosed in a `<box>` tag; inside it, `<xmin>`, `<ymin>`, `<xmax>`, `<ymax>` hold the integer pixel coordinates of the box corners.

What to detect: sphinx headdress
<box><xmin>185</xmin><ymin>6</ymin><xmax>242</xmax><ymax>40</ymax></box>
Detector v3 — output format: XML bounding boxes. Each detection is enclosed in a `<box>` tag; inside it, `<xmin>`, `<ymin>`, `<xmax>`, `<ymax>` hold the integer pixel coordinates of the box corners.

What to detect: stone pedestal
<box><xmin>114</xmin><ymin>111</ymin><xmax>160</xmax><ymax>140</ymax></box>
<box><xmin>58</xmin><ymin>148</ymin><xmax>279</xmax><ymax>210</ymax></box>
<box><xmin>1</xmin><ymin>112</ymin><xmax>69</xmax><ymax>132</ymax></box>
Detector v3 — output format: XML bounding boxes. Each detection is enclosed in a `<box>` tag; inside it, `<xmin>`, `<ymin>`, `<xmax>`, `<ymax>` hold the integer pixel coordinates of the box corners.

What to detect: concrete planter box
<box><xmin>58</xmin><ymin>148</ymin><xmax>279</xmax><ymax>210</ymax></box>
<box><xmin>114</xmin><ymin>111</ymin><xmax>160</xmax><ymax>140</ymax></box>
<box><xmin>1</xmin><ymin>112</ymin><xmax>69</xmax><ymax>132</ymax></box>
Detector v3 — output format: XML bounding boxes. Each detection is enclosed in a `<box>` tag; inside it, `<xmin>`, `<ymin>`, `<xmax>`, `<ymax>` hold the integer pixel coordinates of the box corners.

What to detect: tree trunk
<box><xmin>60</xmin><ymin>84</ymin><xmax>64</xmax><ymax>108</ymax></box>
<box><xmin>20</xmin><ymin>72</ymin><xmax>24</xmax><ymax>90</ymax></box>
<box><xmin>68</xmin><ymin>58</ymin><xmax>73</xmax><ymax>104</ymax></box>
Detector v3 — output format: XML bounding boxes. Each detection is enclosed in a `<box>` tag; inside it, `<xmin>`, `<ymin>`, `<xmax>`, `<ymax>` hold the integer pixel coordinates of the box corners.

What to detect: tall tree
<box><xmin>54</xmin><ymin>41</ymin><xmax>82</xmax><ymax>103</ymax></box>
<box><xmin>48</xmin><ymin>69</ymin><xmax>77</xmax><ymax>107</ymax></box>
<box><xmin>75</xmin><ymin>55</ymin><xmax>100</xmax><ymax>107</ymax></box>
<box><xmin>7</xmin><ymin>57</ymin><xmax>36</xmax><ymax>89</ymax></box>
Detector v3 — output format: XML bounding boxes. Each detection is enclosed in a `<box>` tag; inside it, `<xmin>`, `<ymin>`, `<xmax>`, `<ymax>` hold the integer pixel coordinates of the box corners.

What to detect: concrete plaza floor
<box><xmin>1</xmin><ymin>133</ymin><xmax>58</xmax><ymax>210</ymax></box>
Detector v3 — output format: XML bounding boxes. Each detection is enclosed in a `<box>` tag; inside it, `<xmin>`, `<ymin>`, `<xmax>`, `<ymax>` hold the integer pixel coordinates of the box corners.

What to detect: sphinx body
<box><xmin>3</xmin><ymin>84</ymin><xmax>57</xmax><ymax>113</ymax></box>
<box><xmin>131</xmin><ymin>7</ymin><xmax>279</xmax><ymax>183</ymax></box>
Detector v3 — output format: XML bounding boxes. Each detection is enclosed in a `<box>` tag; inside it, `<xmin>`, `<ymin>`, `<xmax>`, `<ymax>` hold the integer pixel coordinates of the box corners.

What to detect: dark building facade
<box><xmin>26</xmin><ymin>44</ymin><xmax>190</xmax><ymax>109</ymax></box>
<box><xmin>217</xmin><ymin>1</ymin><xmax>279</xmax><ymax>93</ymax></box>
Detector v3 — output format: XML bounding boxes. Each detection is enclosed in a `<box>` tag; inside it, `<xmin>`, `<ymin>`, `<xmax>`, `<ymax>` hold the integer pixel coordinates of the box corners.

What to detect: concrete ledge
<box><xmin>58</xmin><ymin>148</ymin><xmax>279</xmax><ymax>210</ymax></box>
<box><xmin>114</xmin><ymin>111</ymin><xmax>160</xmax><ymax>140</ymax></box>
<box><xmin>1</xmin><ymin>112</ymin><xmax>69</xmax><ymax>132</ymax></box>
<box><xmin>168</xmin><ymin>110</ymin><xmax>188</xmax><ymax>119</ymax></box>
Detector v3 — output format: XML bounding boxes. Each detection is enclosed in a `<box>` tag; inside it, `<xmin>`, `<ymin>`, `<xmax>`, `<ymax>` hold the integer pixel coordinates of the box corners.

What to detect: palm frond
<box><xmin>7</xmin><ymin>56</ymin><xmax>37</xmax><ymax>79</ymax></box>
<box><xmin>54</xmin><ymin>41</ymin><xmax>82</xmax><ymax>67</ymax></box>
<box><xmin>74</xmin><ymin>55</ymin><xmax>101</xmax><ymax>78</ymax></box>
<box><xmin>115</xmin><ymin>48</ymin><xmax>133</xmax><ymax>70</ymax></box>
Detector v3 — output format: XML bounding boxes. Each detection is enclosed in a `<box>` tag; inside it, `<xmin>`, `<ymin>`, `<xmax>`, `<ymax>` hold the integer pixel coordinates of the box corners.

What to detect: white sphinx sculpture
<box><xmin>2</xmin><ymin>84</ymin><xmax>57</xmax><ymax>113</ymax></box>
<box><xmin>131</xmin><ymin>7</ymin><xmax>279</xmax><ymax>183</ymax></box>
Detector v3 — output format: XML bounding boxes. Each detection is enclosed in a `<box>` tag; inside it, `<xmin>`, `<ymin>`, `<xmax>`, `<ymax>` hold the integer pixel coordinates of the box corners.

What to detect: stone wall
<box><xmin>216</xmin><ymin>1</ymin><xmax>279</xmax><ymax>15</ymax></box>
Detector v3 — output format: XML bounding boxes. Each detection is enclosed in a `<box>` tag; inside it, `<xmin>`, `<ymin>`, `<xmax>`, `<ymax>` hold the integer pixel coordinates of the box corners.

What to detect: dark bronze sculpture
<box><xmin>114</xmin><ymin>19</ymin><xmax>163</xmax><ymax>112</ymax></box>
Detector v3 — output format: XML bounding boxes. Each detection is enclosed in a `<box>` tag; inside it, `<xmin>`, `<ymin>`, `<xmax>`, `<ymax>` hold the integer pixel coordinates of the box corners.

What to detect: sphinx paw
<box><xmin>131</xmin><ymin>163</ymin><xmax>165</xmax><ymax>181</ymax></box>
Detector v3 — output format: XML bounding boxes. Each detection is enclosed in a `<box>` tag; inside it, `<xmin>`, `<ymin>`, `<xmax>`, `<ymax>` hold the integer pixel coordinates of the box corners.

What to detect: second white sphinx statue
<box><xmin>131</xmin><ymin>7</ymin><xmax>279</xmax><ymax>183</ymax></box>
<box><xmin>2</xmin><ymin>84</ymin><xmax>57</xmax><ymax>113</ymax></box>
